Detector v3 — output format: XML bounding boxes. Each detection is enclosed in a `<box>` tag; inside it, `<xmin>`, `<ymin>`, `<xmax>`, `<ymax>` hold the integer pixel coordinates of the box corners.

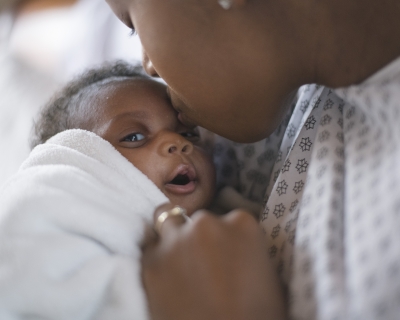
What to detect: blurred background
<box><xmin>0</xmin><ymin>0</ymin><xmax>143</xmax><ymax>186</ymax></box>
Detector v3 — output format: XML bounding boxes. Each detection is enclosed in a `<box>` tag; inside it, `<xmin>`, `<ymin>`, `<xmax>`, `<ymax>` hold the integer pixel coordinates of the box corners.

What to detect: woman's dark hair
<box><xmin>31</xmin><ymin>61</ymin><xmax>149</xmax><ymax>148</ymax></box>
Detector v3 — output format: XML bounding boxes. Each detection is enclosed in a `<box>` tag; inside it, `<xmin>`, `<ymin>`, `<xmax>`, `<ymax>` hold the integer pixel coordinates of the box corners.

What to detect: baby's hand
<box><xmin>210</xmin><ymin>186</ymin><xmax>263</xmax><ymax>217</ymax></box>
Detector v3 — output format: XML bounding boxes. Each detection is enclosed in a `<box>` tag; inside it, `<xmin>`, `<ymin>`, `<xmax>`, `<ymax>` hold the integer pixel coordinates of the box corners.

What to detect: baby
<box><xmin>0</xmin><ymin>61</ymin><xmax>219</xmax><ymax>320</ymax></box>
<box><xmin>31</xmin><ymin>61</ymin><xmax>216</xmax><ymax>216</ymax></box>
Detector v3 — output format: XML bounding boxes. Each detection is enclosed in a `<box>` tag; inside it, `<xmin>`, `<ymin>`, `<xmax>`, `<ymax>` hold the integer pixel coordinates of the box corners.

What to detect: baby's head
<box><xmin>32</xmin><ymin>61</ymin><xmax>216</xmax><ymax>215</ymax></box>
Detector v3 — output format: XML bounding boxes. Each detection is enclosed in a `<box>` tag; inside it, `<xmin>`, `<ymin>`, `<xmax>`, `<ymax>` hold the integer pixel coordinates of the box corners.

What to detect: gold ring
<box><xmin>155</xmin><ymin>206</ymin><xmax>190</xmax><ymax>234</ymax></box>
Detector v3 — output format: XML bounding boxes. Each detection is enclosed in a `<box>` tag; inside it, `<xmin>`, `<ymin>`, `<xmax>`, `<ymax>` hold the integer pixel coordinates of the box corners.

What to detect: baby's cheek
<box><xmin>129</xmin><ymin>154</ymin><xmax>163</xmax><ymax>188</ymax></box>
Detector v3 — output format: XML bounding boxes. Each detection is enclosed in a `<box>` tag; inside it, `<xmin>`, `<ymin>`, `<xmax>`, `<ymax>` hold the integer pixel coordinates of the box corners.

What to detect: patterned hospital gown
<box><xmin>213</xmin><ymin>57</ymin><xmax>400</xmax><ymax>320</ymax></box>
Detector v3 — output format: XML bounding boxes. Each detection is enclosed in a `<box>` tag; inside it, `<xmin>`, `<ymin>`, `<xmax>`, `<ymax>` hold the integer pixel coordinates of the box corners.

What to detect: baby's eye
<box><xmin>180</xmin><ymin>131</ymin><xmax>200</xmax><ymax>141</ymax></box>
<box><xmin>122</xmin><ymin>133</ymin><xmax>145</xmax><ymax>142</ymax></box>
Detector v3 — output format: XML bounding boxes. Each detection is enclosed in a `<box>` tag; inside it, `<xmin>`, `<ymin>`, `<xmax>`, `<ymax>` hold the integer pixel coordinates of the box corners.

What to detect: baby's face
<box><xmin>85</xmin><ymin>78</ymin><xmax>216</xmax><ymax>215</ymax></box>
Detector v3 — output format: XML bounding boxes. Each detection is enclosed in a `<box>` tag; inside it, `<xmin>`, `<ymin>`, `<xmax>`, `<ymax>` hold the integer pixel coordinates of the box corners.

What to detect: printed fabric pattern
<box><xmin>261</xmin><ymin>56</ymin><xmax>400</xmax><ymax>320</ymax></box>
<box><xmin>212</xmin><ymin>96</ymin><xmax>296</xmax><ymax>204</ymax></box>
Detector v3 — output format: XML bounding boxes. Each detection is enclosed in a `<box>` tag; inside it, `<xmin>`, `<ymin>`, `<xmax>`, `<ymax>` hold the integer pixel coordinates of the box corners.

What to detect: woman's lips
<box><xmin>177</xmin><ymin>112</ymin><xmax>196</xmax><ymax>128</ymax></box>
<box><xmin>166</xmin><ymin>88</ymin><xmax>196</xmax><ymax>128</ymax></box>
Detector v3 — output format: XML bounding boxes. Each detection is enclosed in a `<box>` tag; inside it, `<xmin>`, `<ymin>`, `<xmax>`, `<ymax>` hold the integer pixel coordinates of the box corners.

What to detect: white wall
<box><xmin>0</xmin><ymin>0</ymin><xmax>143</xmax><ymax>186</ymax></box>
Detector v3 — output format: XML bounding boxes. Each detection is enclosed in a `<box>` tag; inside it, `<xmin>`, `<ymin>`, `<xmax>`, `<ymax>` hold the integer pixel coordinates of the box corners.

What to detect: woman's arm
<box><xmin>142</xmin><ymin>204</ymin><xmax>287</xmax><ymax>320</ymax></box>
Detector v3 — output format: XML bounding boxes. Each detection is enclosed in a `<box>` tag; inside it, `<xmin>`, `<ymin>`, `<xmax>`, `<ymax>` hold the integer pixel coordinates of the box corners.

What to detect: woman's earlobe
<box><xmin>217</xmin><ymin>0</ymin><xmax>247</xmax><ymax>10</ymax></box>
<box><xmin>218</xmin><ymin>0</ymin><xmax>233</xmax><ymax>10</ymax></box>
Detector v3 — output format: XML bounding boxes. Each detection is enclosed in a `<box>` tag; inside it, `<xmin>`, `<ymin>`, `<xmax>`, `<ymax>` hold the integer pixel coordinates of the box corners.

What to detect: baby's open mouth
<box><xmin>165</xmin><ymin>165</ymin><xmax>197</xmax><ymax>194</ymax></box>
<box><xmin>169</xmin><ymin>173</ymin><xmax>191</xmax><ymax>185</ymax></box>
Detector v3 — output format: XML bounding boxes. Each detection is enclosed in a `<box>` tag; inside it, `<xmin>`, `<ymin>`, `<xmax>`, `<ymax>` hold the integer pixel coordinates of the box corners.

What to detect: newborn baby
<box><xmin>0</xmin><ymin>61</ymin><xmax>220</xmax><ymax>320</ymax></box>
<box><xmin>32</xmin><ymin>61</ymin><xmax>216</xmax><ymax>215</ymax></box>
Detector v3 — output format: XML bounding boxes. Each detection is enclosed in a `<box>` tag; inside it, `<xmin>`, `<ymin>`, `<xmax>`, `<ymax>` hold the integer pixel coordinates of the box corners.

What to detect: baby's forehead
<box><xmin>81</xmin><ymin>77</ymin><xmax>172</xmax><ymax>118</ymax></box>
<box><xmin>83</xmin><ymin>77</ymin><xmax>167</xmax><ymax>108</ymax></box>
<box><xmin>72</xmin><ymin>77</ymin><xmax>167</xmax><ymax>128</ymax></box>
<box><xmin>92</xmin><ymin>77</ymin><xmax>165</xmax><ymax>95</ymax></box>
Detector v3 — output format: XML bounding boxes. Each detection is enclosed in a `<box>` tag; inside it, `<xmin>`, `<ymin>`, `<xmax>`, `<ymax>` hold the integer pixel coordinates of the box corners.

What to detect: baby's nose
<box><xmin>161</xmin><ymin>133</ymin><xmax>193</xmax><ymax>155</ymax></box>
<box><xmin>168</xmin><ymin>143</ymin><xmax>192</xmax><ymax>154</ymax></box>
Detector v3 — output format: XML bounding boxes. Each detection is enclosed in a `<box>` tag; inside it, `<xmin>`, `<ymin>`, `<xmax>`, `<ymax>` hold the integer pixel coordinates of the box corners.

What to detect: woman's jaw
<box><xmin>167</xmin><ymin>81</ymin><xmax>297</xmax><ymax>143</ymax></box>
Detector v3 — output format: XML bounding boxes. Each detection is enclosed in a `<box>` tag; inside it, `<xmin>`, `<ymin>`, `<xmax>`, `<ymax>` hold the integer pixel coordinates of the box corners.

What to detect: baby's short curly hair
<box><xmin>31</xmin><ymin>61</ymin><xmax>149</xmax><ymax>148</ymax></box>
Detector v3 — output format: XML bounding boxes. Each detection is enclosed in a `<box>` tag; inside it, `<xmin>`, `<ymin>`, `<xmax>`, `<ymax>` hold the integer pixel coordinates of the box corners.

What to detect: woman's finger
<box><xmin>141</xmin><ymin>207</ymin><xmax>287</xmax><ymax>320</ymax></box>
<box><xmin>153</xmin><ymin>203</ymin><xmax>188</xmax><ymax>237</ymax></box>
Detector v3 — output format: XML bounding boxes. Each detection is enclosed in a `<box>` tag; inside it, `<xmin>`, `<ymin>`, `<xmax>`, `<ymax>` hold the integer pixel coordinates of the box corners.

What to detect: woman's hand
<box><xmin>141</xmin><ymin>203</ymin><xmax>287</xmax><ymax>320</ymax></box>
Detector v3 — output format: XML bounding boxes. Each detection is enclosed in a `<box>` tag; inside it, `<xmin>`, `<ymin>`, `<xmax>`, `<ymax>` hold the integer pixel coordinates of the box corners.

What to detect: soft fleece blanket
<box><xmin>0</xmin><ymin>129</ymin><xmax>168</xmax><ymax>320</ymax></box>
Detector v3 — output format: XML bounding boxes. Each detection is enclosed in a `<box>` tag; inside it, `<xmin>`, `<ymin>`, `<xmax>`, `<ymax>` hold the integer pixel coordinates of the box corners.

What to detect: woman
<box><xmin>106</xmin><ymin>0</ymin><xmax>400</xmax><ymax>319</ymax></box>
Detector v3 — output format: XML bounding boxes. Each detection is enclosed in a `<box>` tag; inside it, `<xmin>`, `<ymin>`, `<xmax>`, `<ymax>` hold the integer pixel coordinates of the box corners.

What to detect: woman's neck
<box><xmin>312</xmin><ymin>0</ymin><xmax>400</xmax><ymax>88</ymax></box>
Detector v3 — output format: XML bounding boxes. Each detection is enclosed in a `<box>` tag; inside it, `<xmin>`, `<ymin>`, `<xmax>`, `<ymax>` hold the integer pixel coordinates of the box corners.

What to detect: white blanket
<box><xmin>0</xmin><ymin>129</ymin><xmax>168</xmax><ymax>320</ymax></box>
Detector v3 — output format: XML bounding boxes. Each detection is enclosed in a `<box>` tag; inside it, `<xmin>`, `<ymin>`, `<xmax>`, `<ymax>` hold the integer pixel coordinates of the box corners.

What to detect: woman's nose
<box><xmin>142</xmin><ymin>49</ymin><xmax>160</xmax><ymax>78</ymax></box>
<box><xmin>159</xmin><ymin>132</ymin><xmax>194</xmax><ymax>156</ymax></box>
